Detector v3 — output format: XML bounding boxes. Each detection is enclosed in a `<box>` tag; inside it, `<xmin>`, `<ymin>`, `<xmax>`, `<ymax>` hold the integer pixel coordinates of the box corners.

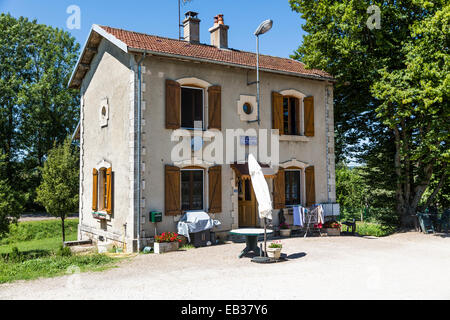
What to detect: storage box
<box><xmin>189</xmin><ymin>230</ymin><xmax>211</xmax><ymax>247</ymax></box>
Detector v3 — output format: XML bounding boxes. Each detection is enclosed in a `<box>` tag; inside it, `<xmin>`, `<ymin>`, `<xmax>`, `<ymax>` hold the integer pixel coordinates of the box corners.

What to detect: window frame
<box><xmin>180</xmin><ymin>85</ymin><xmax>205</xmax><ymax>130</ymax></box>
<box><xmin>97</xmin><ymin>167</ymin><xmax>110</xmax><ymax>212</ymax></box>
<box><xmin>284</xmin><ymin>169</ymin><xmax>302</xmax><ymax>207</ymax></box>
<box><xmin>180</xmin><ymin>168</ymin><xmax>205</xmax><ymax>212</ymax></box>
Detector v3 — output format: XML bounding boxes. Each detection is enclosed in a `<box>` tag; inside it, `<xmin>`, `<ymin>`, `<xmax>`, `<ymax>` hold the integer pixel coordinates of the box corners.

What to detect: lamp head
<box><xmin>254</xmin><ymin>19</ymin><xmax>273</xmax><ymax>36</ymax></box>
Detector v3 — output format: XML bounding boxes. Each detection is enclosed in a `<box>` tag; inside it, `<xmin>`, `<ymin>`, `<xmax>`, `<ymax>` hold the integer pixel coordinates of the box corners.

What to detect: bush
<box><xmin>56</xmin><ymin>245</ymin><xmax>72</xmax><ymax>257</ymax></box>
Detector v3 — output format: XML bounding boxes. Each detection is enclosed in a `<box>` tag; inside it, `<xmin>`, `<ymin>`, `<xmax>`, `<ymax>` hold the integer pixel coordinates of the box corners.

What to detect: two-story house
<box><xmin>70</xmin><ymin>12</ymin><xmax>337</xmax><ymax>252</ymax></box>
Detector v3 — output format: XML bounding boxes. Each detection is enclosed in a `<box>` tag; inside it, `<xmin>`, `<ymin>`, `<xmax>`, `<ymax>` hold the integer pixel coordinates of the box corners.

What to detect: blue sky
<box><xmin>0</xmin><ymin>0</ymin><xmax>307</xmax><ymax>59</ymax></box>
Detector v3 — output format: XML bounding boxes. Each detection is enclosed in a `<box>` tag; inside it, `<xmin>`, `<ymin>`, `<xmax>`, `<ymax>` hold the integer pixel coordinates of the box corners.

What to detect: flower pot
<box><xmin>154</xmin><ymin>241</ymin><xmax>179</xmax><ymax>254</ymax></box>
<box><xmin>324</xmin><ymin>228</ymin><xmax>340</xmax><ymax>236</ymax></box>
<box><xmin>280</xmin><ymin>229</ymin><xmax>291</xmax><ymax>237</ymax></box>
<box><xmin>266</xmin><ymin>247</ymin><xmax>282</xmax><ymax>260</ymax></box>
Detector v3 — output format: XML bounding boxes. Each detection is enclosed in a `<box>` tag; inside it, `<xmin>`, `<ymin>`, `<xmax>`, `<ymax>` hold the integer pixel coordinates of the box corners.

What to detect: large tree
<box><xmin>0</xmin><ymin>13</ymin><xmax>80</xmax><ymax>211</ymax></box>
<box><xmin>289</xmin><ymin>0</ymin><xmax>448</xmax><ymax>226</ymax></box>
<box><xmin>372</xmin><ymin>5</ymin><xmax>449</xmax><ymax>224</ymax></box>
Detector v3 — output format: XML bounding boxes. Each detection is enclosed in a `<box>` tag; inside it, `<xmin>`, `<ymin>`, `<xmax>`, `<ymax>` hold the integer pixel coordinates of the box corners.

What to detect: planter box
<box><xmin>266</xmin><ymin>247</ymin><xmax>282</xmax><ymax>260</ymax></box>
<box><xmin>154</xmin><ymin>241</ymin><xmax>179</xmax><ymax>254</ymax></box>
<box><xmin>280</xmin><ymin>229</ymin><xmax>291</xmax><ymax>237</ymax></box>
<box><xmin>323</xmin><ymin>228</ymin><xmax>340</xmax><ymax>236</ymax></box>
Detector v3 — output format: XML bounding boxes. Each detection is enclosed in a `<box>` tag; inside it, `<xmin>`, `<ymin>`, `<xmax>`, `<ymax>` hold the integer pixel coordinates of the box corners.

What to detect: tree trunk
<box><xmin>61</xmin><ymin>216</ymin><xmax>65</xmax><ymax>244</ymax></box>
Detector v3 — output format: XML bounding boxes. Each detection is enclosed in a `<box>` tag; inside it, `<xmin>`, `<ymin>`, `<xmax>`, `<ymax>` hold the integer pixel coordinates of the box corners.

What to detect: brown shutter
<box><xmin>165</xmin><ymin>165</ymin><xmax>181</xmax><ymax>215</ymax></box>
<box><xmin>208</xmin><ymin>165</ymin><xmax>222</xmax><ymax>213</ymax></box>
<box><xmin>208</xmin><ymin>85</ymin><xmax>221</xmax><ymax>130</ymax></box>
<box><xmin>295</xmin><ymin>98</ymin><xmax>300</xmax><ymax>135</ymax></box>
<box><xmin>92</xmin><ymin>168</ymin><xmax>98</xmax><ymax>211</ymax></box>
<box><xmin>304</xmin><ymin>96</ymin><xmax>314</xmax><ymax>137</ymax></box>
<box><xmin>273</xmin><ymin>167</ymin><xmax>285</xmax><ymax>209</ymax></box>
<box><xmin>272</xmin><ymin>92</ymin><xmax>284</xmax><ymax>135</ymax></box>
<box><xmin>106</xmin><ymin>167</ymin><xmax>112</xmax><ymax>214</ymax></box>
<box><xmin>305</xmin><ymin>166</ymin><xmax>316</xmax><ymax>207</ymax></box>
<box><xmin>165</xmin><ymin>79</ymin><xmax>181</xmax><ymax>129</ymax></box>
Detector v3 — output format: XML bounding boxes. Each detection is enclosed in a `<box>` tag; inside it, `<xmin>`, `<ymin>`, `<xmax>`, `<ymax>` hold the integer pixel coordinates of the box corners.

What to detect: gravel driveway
<box><xmin>0</xmin><ymin>232</ymin><xmax>449</xmax><ymax>300</ymax></box>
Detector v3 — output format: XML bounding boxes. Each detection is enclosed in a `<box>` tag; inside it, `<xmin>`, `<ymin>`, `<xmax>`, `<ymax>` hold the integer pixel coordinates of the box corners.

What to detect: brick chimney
<box><xmin>183</xmin><ymin>11</ymin><xmax>200</xmax><ymax>43</ymax></box>
<box><xmin>209</xmin><ymin>14</ymin><xmax>229</xmax><ymax>49</ymax></box>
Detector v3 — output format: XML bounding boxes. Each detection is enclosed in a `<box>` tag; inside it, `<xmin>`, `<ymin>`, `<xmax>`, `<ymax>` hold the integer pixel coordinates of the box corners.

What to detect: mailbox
<box><xmin>150</xmin><ymin>211</ymin><xmax>162</xmax><ymax>223</ymax></box>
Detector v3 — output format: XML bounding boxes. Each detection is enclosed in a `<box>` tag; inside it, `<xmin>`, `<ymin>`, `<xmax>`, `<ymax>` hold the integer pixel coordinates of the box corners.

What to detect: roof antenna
<box><xmin>179</xmin><ymin>0</ymin><xmax>194</xmax><ymax>40</ymax></box>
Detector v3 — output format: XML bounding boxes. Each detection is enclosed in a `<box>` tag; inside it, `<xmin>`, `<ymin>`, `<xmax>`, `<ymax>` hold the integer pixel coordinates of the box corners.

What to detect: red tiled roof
<box><xmin>99</xmin><ymin>26</ymin><xmax>333</xmax><ymax>80</ymax></box>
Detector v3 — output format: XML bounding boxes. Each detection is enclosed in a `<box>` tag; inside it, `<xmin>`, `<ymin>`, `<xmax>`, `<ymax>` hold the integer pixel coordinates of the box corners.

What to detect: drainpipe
<box><xmin>136</xmin><ymin>52</ymin><xmax>146</xmax><ymax>252</ymax></box>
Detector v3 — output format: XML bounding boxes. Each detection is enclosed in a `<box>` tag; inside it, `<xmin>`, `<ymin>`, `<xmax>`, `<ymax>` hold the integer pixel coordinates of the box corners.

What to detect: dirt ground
<box><xmin>0</xmin><ymin>231</ymin><xmax>449</xmax><ymax>300</ymax></box>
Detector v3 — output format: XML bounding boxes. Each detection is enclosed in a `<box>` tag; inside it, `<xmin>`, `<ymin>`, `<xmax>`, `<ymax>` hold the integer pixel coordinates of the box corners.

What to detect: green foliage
<box><xmin>0</xmin><ymin>219</ymin><xmax>78</xmax><ymax>244</ymax></box>
<box><xmin>0</xmin><ymin>154</ymin><xmax>23</xmax><ymax>236</ymax></box>
<box><xmin>335</xmin><ymin>163</ymin><xmax>366</xmax><ymax>209</ymax></box>
<box><xmin>0</xmin><ymin>13</ymin><xmax>80</xmax><ymax>212</ymax></box>
<box><xmin>0</xmin><ymin>254</ymin><xmax>115</xmax><ymax>284</ymax></box>
<box><xmin>36</xmin><ymin>139</ymin><xmax>79</xmax><ymax>219</ymax></box>
<box><xmin>56</xmin><ymin>245</ymin><xmax>72</xmax><ymax>257</ymax></box>
<box><xmin>36</xmin><ymin>139</ymin><xmax>79</xmax><ymax>242</ymax></box>
<box><xmin>289</xmin><ymin>1</ymin><xmax>448</xmax><ymax>224</ymax></box>
<box><xmin>343</xmin><ymin>221</ymin><xmax>396</xmax><ymax>237</ymax></box>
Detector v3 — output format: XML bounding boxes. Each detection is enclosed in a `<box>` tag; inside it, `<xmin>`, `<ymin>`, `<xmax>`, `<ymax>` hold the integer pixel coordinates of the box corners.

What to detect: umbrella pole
<box><xmin>263</xmin><ymin>217</ymin><xmax>267</xmax><ymax>257</ymax></box>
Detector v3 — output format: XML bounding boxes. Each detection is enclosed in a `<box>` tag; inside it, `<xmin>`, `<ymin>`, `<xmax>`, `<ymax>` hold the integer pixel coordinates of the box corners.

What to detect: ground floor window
<box><xmin>285</xmin><ymin>170</ymin><xmax>301</xmax><ymax>206</ymax></box>
<box><xmin>181</xmin><ymin>169</ymin><xmax>204</xmax><ymax>210</ymax></box>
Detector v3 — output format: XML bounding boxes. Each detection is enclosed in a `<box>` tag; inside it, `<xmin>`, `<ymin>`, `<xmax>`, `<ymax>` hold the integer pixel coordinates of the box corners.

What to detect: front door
<box><xmin>238</xmin><ymin>179</ymin><xmax>257</xmax><ymax>227</ymax></box>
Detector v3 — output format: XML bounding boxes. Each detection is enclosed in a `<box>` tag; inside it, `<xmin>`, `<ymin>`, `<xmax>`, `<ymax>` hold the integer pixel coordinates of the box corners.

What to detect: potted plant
<box><xmin>279</xmin><ymin>222</ymin><xmax>291</xmax><ymax>237</ymax></box>
<box><xmin>266</xmin><ymin>240</ymin><xmax>282</xmax><ymax>260</ymax></box>
<box><xmin>153</xmin><ymin>232</ymin><xmax>182</xmax><ymax>254</ymax></box>
<box><xmin>322</xmin><ymin>220</ymin><xmax>341</xmax><ymax>236</ymax></box>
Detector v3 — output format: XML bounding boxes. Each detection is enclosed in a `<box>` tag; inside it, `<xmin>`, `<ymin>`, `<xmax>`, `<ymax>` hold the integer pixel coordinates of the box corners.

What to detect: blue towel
<box><xmin>293</xmin><ymin>206</ymin><xmax>303</xmax><ymax>226</ymax></box>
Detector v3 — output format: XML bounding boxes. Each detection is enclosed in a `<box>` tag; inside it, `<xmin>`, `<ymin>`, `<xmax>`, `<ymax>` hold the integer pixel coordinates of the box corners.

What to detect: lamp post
<box><xmin>254</xmin><ymin>19</ymin><xmax>273</xmax><ymax>126</ymax></box>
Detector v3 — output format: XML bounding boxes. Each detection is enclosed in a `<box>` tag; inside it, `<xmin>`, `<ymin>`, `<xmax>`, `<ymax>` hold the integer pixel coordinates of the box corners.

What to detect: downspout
<box><xmin>136</xmin><ymin>52</ymin><xmax>146</xmax><ymax>252</ymax></box>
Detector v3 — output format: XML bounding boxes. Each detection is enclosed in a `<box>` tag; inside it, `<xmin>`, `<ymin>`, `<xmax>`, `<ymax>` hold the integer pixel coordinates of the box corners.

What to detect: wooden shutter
<box><xmin>272</xmin><ymin>92</ymin><xmax>284</xmax><ymax>135</ymax></box>
<box><xmin>305</xmin><ymin>166</ymin><xmax>316</xmax><ymax>207</ymax></box>
<box><xmin>208</xmin><ymin>165</ymin><xmax>222</xmax><ymax>213</ymax></box>
<box><xmin>165</xmin><ymin>79</ymin><xmax>181</xmax><ymax>129</ymax></box>
<box><xmin>165</xmin><ymin>165</ymin><xmax>181</xmax><ymax>215</ymax></box>
<box><xmin>106</xmin><ymin>168</ymin><xmax>112</xmax><ymax>214</ymax></box>
<box><xmin>273</xmin><ymin>167</ymin><xmax>285</xmax><ymax>209</ymax></box>
<box><xmin>92</xmin><ymin>168</ymin><xmax>98</xmax><ymax>211</ymax></box>
<box><xmin>208</xmin><ymin>85</ymin><xmax>221</xmax><ymax>130</ymax></box>
<box><xmin>304</xmin><ymin>96</ymin><xmax>314</xmax><ymax>137</ymax></box>
<box><xmin>295</xmin><ymin>98</ymin><xmax>301</xmax><ymax>135</ymax></box>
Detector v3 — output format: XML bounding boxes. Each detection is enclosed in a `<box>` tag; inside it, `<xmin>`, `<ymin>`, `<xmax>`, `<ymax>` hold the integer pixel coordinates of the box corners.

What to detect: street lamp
<box><xmin>254</xmin><ymin>19</ymin><xmax>273</xmax><ymax>125</ymax></box>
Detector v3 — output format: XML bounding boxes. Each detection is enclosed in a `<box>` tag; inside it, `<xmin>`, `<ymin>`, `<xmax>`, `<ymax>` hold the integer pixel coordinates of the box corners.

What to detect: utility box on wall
<box><xmin>150</xmin><ymin>211</ymin><xmax>162</xmax><ymax>223</ymax></box>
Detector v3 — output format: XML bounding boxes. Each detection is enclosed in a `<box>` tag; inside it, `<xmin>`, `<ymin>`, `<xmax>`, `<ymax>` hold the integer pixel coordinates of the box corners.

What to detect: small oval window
<box><xmin>101</xmin><ymin>106</ymin><xmax>107</xmax><ymax>116</ymax></box>
<box><xmin>243</xmin><ymin>103</ymin><xmax>253</xmax><ymax>115</ymax></box>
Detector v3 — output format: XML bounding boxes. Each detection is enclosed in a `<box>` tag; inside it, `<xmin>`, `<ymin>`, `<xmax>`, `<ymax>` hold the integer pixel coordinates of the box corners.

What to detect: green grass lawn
<box><xmin>0</xmin><ymin>218</ymin><xmax>120</xmax><ymax>284</ymax></box>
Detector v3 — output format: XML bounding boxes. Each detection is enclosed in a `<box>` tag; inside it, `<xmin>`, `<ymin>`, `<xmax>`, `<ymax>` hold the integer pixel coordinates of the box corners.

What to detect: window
<box><xmin>181</xmin><ymin>87</ymin><xmax>203</xmax><ymax>129</ymax></box>
<box><xmin>92</xmin><ymin>166</ymin><xmax>112</xmax><ymax>214</ymax></box>
<box><xmin>100</xmin><ymin>169</ymin><xmax>108</xmax><ymax>210</ymax></box>
<box><xmin>181</xmin><ymin>169</ymin><xmax>204</xmax><ymax>211</ymax></box>
<box><xmin>285</xmin><ymin>170</ymin><xmax>301</xmax><ymax>206</ymax></box>
<box><xmin>283</xmin><ymin>97</ymin><xmax>299</xmax><ymax>135</ymax></box>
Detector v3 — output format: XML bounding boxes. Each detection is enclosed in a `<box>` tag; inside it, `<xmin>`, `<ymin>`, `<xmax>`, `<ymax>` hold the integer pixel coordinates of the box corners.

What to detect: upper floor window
<box><xmin>283</xmin><ymin>97</ymin><xmax>300</xmax><ymax>135</ymax></box>
<box><xmin>181</xmin><ymin>86</ymin><xmax>204</xmax><ymax>129</ymax></box>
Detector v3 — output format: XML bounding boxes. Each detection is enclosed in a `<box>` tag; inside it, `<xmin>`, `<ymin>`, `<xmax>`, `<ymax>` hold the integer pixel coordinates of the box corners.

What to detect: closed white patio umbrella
<box><xmin>248</xmin><ymin>153</ymin><xmax>273</xmax><ymax>259</ymax></box>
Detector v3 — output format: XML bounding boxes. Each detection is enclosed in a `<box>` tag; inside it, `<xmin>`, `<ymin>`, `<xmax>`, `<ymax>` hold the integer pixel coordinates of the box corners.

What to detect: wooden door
<box><xmin>238</xmin><ymin>179</ymin><xmax>257</xmax><ymax>227</ymax></box>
